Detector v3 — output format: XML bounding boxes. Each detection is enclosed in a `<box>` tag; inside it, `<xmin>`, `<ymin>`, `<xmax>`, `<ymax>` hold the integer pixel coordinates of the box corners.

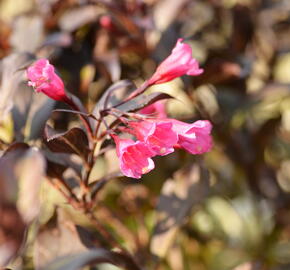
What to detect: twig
<box><xmin>47</xmin><ymin>178</ymin><xmax>81</xmax><ymax>210</ymax></box>
<box><xmin>85</xmin><ymin>211</ymin><xmax>129</xmax><ymax>254</ymax></box>
<box><xmin>89</xmin><ymin>172</ymin><xmax>123</xmax><ymax>202</ymax></box>
<box><xmin>48</xmin><ymin>176</ymin><xmax>131</xmax><ymax>256</ymax></box>
<box><xmin>68</xmin><ymin>100</ymin><xmax>95</xmax><ymax>142</ymax></box>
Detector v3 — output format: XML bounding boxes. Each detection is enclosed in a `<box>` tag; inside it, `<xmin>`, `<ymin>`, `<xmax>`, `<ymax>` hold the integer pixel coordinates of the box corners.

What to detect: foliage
<box><xmin>1</xmin><ymin>0</ymin><xmax>290</xmax><ymax>270</ymax></box>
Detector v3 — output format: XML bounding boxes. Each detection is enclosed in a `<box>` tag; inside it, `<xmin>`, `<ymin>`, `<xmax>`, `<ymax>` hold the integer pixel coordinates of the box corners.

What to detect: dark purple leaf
<box><xmin>70</xmin><ymin>94</ymin><xmax>88</xmax><ymax>114</ymax></box>
<box><xmin>52</xmin><ymin>109</ymin><xmax>90</xmax><ymax>117</ymax></box>
<box><xmin>52</xmin><ymin>109</ymin><xmax>98</xmax><ymax>123</ymax></box>
<box><xmin>115</xmin><ymin>92</ymin><xmax>173</xmax><ymax>113</ymax></box>
<box><xmin>2</xmin><ymin>142</ymin><xmax>30</xmax><ymax>157</ymax></box>
<box><xmin>93</xmin><ymin>80</ymin><xmax>134</xmax><ymax>118</ymax></box>
<box><xmin>28</xmin><ymin>96</ymin><xmax>55</xmax><ymax>140</ymax></box>
<box><xmin>44</xmin><ymin>125</ymin><xmax>89</xmax><ymax>159</ymax></box>
<box><xmin>46</xmin><ymin>160</ymin><xmax>67</xmax><ymax>179</ymax></box>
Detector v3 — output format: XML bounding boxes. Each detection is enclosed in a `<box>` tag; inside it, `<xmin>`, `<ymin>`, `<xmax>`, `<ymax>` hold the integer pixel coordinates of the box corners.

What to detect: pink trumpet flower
<box><xmin>147</xmin><ymin>39</ymin><xmax>203</xmax><ymax>85</ymax></box>
<box><xmin>112</xmin><ymin>135</ymin><xmax>155</xmax><ymax>179</ymax></box>
<box><xmin>170</xmin><ymin>119</ymin><xmax>213</xmax><ymax>154</ymax></box>
<box><xmin>27</xmin><ymin>59</ymin><xmax>72</xmax><ymax>104</ymax></box>
<box><xmin>129</xmin><ymin>120</ymin><xmax>178</xmax><ymax>156</ymax></box>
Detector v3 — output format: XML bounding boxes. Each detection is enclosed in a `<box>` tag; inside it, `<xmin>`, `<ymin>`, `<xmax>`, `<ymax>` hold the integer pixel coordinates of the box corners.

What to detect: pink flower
<box><xmin>170</xmin><ymin>119</ymin><xmax>213</xmax><ymax>154</ymax></box>
<box><xmin>113</xmin><ymin>135</ymin><xmax>155</xmax><ymax>179</ymax></box>
<box><xmin>27</xmin><ymin>59</ymin><xmax>71</xmax><ymax>104</ymax></box>
<box><xmin>147</xmin><ymin>39</ymin><xmax>203</xmax><ymax>85</ymax></box>
<box><xmin>139</xmin><ymin>101</ymin><xmax>167</xmax><ymax>118</ymax></box>
<box><xmin>129</xmin><ymin>120</ymin><xmax>178</xmax><ymax>156</ymax></box>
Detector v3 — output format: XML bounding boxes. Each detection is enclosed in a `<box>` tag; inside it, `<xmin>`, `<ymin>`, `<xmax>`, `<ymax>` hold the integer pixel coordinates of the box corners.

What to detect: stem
<box><xmin>101</xmin><ymin>117</ymin><xmax>110</xmax><ymax>131</ymax></box>
<box><xmin>85</xmin><ymin>211</ymin><xmax>129</xmax><ymax>254</ymax></box>
<box><xmin>94</xmin><ymin>144</ymin><xmax>114</xmax><ymax>159</ymax></box>
<box><xmin>94</xmin><ymin>81</ymin><xmax>150</xmax><ymax>141</ymax></box>
<box><xmin>97</xmin><ymin>119</ymin><xmax>120</xmax><ymax>140</ymax></box>
<box><xmin>89</xmin><ymin>172</ymin><xmax>123</xmax><ymax>202</ymax></box>
<box><xmin>82</xmin><ymin>118</ymin><xmax>104</xmax><ymax>187</ymax></box>
<box><xmin>109</xmin><ymin>108</ymin><xmax>146</xmax><ymax>121</ymax></box>
<box><xmin>97</xmin><ymin>202</ymin><xmax>139</xmax><ymax>251</ymax></box>
<box><xmin>48</xmin><ymin>177</ymin><xmax>81</xmax><ymax>210</ymax></box>
<box><xmin>67</xmin><ymin>98</ymin><xmax>94</xmax><ymax>142</ymax></box>
<box><xmin>94</xmin><ymin>118</ymin><xmax>103</xmax><ymax>138</ymax></box>
<box><xmin>48</xmin><ymin>176</ymin><xmax>130</xmax><ymax>255</ymax></box>
<box><xmin>83</xmin><ymin>141</ymin><xmax>97</xmax><ymax>187</ymax></box>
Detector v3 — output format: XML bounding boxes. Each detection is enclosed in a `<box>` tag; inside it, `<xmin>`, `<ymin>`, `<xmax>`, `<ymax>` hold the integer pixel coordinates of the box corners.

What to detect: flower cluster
<box><xmin>112</xmin><ymin>39</ymin><xmax>211</xmax><ymax>178</ymax></box>
<box><xmin>113</xmin><ymin>119</ymin><xmax>212</xmax><ymax>178</ymax></box>
<box><xmin>26</xmin><ymin>38</ymin><xmax>213</xmax><ymax>179</ymax></box>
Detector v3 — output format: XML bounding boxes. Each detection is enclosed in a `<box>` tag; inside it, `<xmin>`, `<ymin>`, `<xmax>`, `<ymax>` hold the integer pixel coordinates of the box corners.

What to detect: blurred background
<box><xmin>1</xmin><ymin>0</ymin><xmax>290</xmax><ymax>269</ymax></box>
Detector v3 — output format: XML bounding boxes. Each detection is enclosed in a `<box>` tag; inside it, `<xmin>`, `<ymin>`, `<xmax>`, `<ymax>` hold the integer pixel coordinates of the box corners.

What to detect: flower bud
<box><xmin>148</xmin><ymin>39</ymin><xmax>203</xmax><ymax>85</ymax></box>
<box><xmin>27</xmin><ymin>59</ymin><xmax>71</xmax><ymax>104</ymax></box>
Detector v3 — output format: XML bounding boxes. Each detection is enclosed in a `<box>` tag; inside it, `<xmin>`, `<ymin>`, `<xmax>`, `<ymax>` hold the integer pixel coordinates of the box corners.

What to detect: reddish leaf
<box><xmin>2</xmin><ymin>142</ymin><xmax>30</xmax><ymax>157</ymax></box>
<box><xmin>46</xmin><ymin>160</ymin><xmax>67</xmax><ymax>179</ymax></box>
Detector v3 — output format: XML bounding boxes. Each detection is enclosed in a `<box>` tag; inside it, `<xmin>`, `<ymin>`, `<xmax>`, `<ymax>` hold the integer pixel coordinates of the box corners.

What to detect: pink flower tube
<box><xmin>129</xmin><ymin>120</ymin><xmax>178</xmax><ymax>156</ymax></box>
<box><xmin>27</xmin><ymin>59</ymin><xmax>72</xmax><ymax>104</ymax></box>
<box><xmin>147</xmin><ymin>39</ymin><xmax>203</xmax><ymax>85</ymax></box>
<box><xmin>170</xmin><ymin>119</ymin><xmax>213</xmax><ymax>154</ymax></box>
<box><xmin>113</xmin><ymin>135</ymin><xmax>155</xmax><ymax>179</ymax></box>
